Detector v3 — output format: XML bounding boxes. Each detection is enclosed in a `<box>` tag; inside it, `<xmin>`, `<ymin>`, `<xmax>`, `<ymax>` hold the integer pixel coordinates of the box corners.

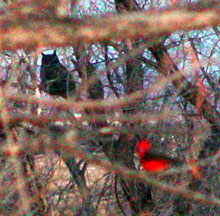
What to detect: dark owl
<box><xmin>115</xmin><ymin>0</ymin><xmax>139</xmax><ymax>12</ymax></box>
<box><xmin>40</xmin><ymin>50</ymin><xmax>75</xmax><ymax>98</ymax></box>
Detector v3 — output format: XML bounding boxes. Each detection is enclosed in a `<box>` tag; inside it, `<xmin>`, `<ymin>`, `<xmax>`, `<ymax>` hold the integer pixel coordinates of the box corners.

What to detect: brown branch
<box><xmin>4</xmin><ymin>72</ymin><xmax>172</xmax><ymax>112</ymax></box>
<box><xmin>0</xmin><ymin>1</ymin><xmax>219</xmax><ymax>50</ymax></box>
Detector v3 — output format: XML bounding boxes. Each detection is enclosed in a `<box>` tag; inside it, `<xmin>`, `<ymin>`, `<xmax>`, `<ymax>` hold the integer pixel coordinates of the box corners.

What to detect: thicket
<box><xmin>0</xmin><ymin>0</ymin><xmax>219</xmax><ymax>215</ymax></box>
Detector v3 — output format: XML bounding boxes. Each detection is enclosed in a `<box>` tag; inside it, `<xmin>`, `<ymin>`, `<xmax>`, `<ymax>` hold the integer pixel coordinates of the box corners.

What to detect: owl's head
<box><xmin>41</xmin><ymin>50</ymin><xmax>59</xmax><ymax>64</ymax></box>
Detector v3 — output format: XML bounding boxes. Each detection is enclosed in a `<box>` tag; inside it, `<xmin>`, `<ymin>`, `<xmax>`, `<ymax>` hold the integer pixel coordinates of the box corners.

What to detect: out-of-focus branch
<box><xmin>4</xmin><ymin>72</ymin><xmax>175</xmax><ymax>112</ymax></box>
<box><xmin>0</xmin><ymin>1</ymin><xmax>219</xmax><ymax>50</ymax></box>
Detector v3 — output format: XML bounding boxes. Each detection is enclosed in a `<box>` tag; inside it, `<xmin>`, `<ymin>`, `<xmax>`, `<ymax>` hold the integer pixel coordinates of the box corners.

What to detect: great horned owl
<box><xmin>40</xmin><ymin>50</ymin><xmax>75</xmax><ymax>98</ymax></box>
<box><xmin>115</xmin><ymin>0</ymin><xmax>139</xmax><ymax>12</ymax></box>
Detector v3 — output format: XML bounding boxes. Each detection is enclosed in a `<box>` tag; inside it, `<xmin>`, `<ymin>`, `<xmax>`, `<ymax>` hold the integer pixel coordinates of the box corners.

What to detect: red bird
<box><xmin>136</xmin><ymin>139</ymin><xmax>181</xmax><ymax>173</ymax></box>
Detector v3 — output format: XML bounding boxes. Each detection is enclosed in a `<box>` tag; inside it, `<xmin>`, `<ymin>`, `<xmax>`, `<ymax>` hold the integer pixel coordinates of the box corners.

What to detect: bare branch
<box><xmin>0</xmin><ymin>1</ymin><xmax>219</xmax><ymax>50</ymax></box>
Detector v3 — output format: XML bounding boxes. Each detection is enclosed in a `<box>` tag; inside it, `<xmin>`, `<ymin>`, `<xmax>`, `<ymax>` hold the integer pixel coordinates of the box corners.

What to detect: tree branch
<box><xmin>0</xmin><ymin>1</ymin><xmax>219</xmax><ymax>50</ymax></box>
